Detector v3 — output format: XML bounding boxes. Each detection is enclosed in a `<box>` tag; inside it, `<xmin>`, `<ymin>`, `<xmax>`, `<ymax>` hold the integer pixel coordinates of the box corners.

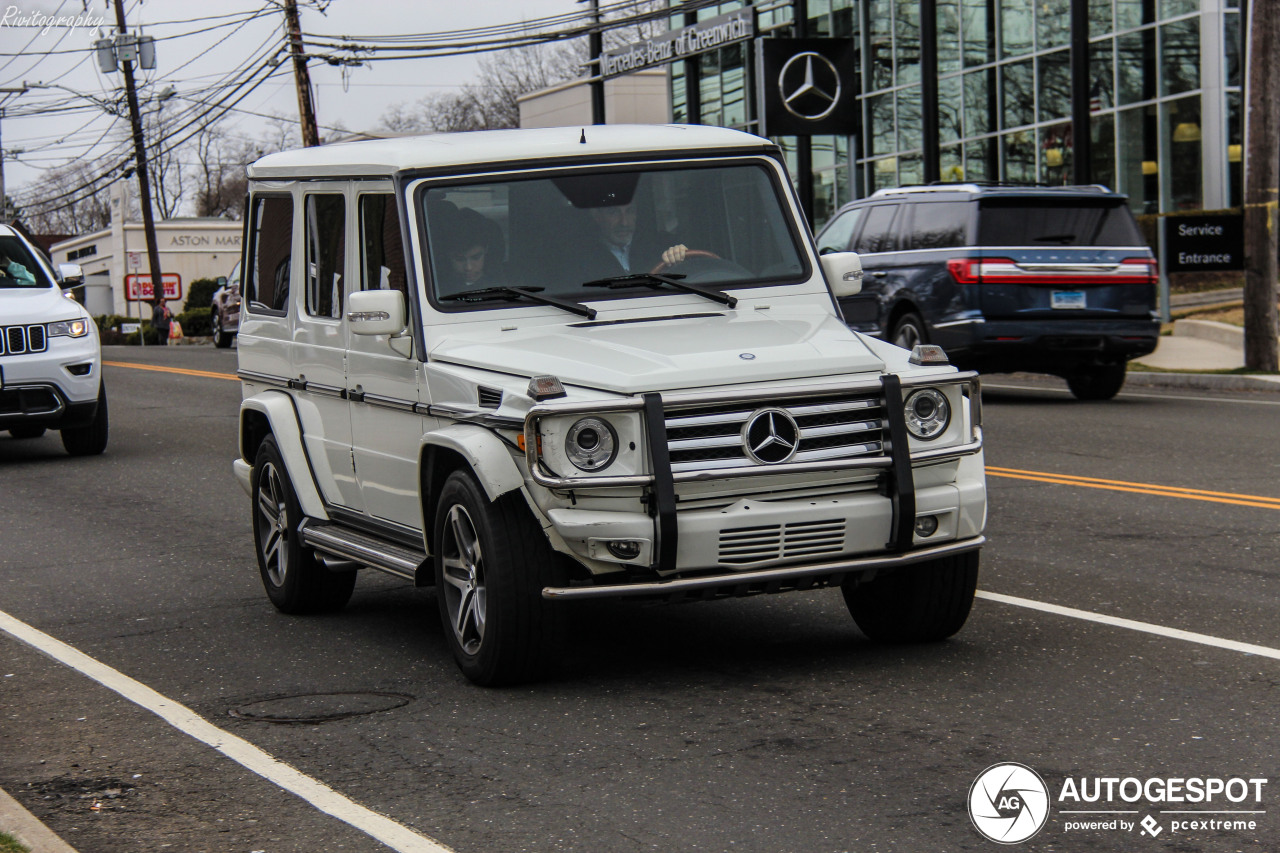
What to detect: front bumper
<box><xmin>543</xmin><ymin>535</ymin><xmax>985</xmax><ymax>600</ymax></box>
<box><xmin>0</xmin><ymin>338</ymin><xmax>101</xmax><ymax>429</ymax></box>
<box><xmin>523</xmin><ymin>372</ymin><xmax>985</xmax><ymax>591</ymax></box>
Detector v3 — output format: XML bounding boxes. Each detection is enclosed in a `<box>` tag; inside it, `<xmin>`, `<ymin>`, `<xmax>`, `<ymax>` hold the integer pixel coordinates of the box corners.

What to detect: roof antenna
<box><xmin>579</xmin><ymin>128</ymin><xmax>587</xmax><ymax>144</ymax></box>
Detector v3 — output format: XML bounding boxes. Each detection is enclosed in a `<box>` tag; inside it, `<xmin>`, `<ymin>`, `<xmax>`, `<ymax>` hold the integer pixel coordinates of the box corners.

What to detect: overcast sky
<box><xmin>0</xmin><ymin>0</ymin><xmax>581</xmax><ymax>197</ymax></box>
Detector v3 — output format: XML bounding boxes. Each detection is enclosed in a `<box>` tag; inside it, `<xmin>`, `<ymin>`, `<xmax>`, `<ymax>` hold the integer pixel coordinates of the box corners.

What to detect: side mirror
<box><xmin>58</xmin><ymin>263</ymin><xmax>85</xmax><ymax>290</ymax></box>
<box><xmin>820</xmin><ymin>251</ymin><xmax>863</xmax><ymax>297</ymax></box>
<box><xmin>216</xmin><ymin>276</ymin><xmax>228</xmax><ymax>287</ymax></box>
<box><xmin>347</xmin><ymin>288</ymin><xmax>407</xmax><ymax>337</ymax></box>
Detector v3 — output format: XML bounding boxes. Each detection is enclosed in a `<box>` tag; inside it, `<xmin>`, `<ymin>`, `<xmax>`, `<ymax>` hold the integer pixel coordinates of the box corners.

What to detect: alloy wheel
<box><xmin>441</xmin><ymin>504</ymin><xmax>486</xmax><ymax>655</ymax></box>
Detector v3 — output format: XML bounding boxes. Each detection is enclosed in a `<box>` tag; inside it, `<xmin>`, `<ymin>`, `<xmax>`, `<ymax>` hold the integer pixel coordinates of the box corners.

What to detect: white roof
<box><xmin>247</xmin><ymin>124</ymin><xmax>775</xmax><ymax>179</ymax></box>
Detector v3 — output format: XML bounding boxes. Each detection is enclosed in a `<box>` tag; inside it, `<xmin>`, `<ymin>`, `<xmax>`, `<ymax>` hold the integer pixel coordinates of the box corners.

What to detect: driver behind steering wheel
<box><xmin>581</xmin><ymin>201</ymin><xmax>687</xmax><ymax>280</ymax></box>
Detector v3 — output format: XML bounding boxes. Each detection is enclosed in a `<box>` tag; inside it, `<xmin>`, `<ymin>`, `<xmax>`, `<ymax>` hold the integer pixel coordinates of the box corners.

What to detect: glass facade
<box><xmin>663</xmin><ymin>0</ymin><xmax>1242</xmax><ymax>228</ymax></box>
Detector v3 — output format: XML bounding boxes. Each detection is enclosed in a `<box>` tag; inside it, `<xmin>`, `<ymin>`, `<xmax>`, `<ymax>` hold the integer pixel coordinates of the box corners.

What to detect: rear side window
<box><xmin>902</xmin><ymin>202</ymin><xmax>970</xmax><ymax>250</ymax></box>
<box><xmin>817</xmin><ymin>208</ymin><xmax>863</xmax><ymax>254</ymax></box>
<box><xmin>977</xmin><ymin>200</ymin><xmax>1145</xmax><ymax>246</ymax></box>
<box><xmin>853</xmin><ymin>204</ymin><xmax>899</xmax><ymax>254</ymax></box>
<box><xmin>246</xmin><ymin>196</ymin><xmax>294</xmax><ymax>314</ymax></box>
<box><xmin>304</xmin><ymin>194</ymin><xmax>346</xmax><ymax>319</ymax></box>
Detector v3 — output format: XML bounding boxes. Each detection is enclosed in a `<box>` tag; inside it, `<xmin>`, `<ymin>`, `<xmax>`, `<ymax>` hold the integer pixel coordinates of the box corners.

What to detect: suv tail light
<box><xmin>947</xmin><ymin>256</ymin><xmax>1157</xmax><ymax>286</ymax></box>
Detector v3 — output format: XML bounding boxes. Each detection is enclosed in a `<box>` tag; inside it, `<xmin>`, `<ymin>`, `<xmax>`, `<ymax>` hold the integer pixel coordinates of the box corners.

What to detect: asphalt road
<box><xmin>2</xmin><ymin>346</ymin><xmax>1279</xmax><ymax>853</ymax></box>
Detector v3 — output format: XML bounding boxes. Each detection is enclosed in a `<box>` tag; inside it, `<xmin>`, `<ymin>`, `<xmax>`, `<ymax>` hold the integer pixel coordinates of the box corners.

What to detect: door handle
<box><xmin>871</xmin><ymin>271</ymin><xmax>887</xmax><ymax>278</ymax></box>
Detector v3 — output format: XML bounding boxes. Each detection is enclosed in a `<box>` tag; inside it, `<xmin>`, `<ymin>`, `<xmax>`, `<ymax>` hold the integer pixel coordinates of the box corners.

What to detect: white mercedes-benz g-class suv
<box><xmin>233</xmin><ymin>126</ymin><xmax>986</xmax><ymax>685</ymax></box>
<box><xmin>0</xmin><ymin>224</ymin><xmax>108</xmax><ymax>456</ymax></box>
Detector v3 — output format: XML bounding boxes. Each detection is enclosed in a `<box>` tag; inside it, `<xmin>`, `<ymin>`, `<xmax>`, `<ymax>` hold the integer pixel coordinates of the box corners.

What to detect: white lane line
<box><xmin>0</xmin><ymin>608</ymin><xmax>453</xmax><ymax>853</ymax></box>
<box><xmin>977</xmin><ymin>591</ymin><xmax>1280</xmax><ymax>661</ymax></box>
<box><xmin>983</xmin><ymin>383</ymin><xmax>1280</xmax><ymax>406</ymax></box>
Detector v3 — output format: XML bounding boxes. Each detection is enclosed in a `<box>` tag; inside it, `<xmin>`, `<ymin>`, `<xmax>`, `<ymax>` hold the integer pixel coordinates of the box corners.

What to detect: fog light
<box><xmin>914</xmin><ymin>515</ymin><xmax>939</xmax><ymax>537</ymax></box>
<box><xmin>66</xmin><ymin>363</ymin><xmax>93</xmax><ymax>376</ymax></box>
<box><xmin>605</xmin><ymin>540</ymin><xmax>643</xmax><ymax>561</ymax></box>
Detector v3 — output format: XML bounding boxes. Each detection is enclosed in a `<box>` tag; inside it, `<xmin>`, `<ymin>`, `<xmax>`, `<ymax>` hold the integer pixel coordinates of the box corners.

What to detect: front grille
<box><xmin>1</xmin><ymin>324</ymin><xmax>48</xmax><ymax>356</ymax></box>
<box><xmin>718</xmin><ymin>518</ymin><xmax>847</xmax><ymax>565</ymax></box>
<box><xmin>664</xmin><ymin>392</ymin><xmax>886</xmax><ymax>474</ymax></box>
<box><xmin>0</xmin><ymin>386</ymin><xmax>61</xmax><ymax>416</ymax></box>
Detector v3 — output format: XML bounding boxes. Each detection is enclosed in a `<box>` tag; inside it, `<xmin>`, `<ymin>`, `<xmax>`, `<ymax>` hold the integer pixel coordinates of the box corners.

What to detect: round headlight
<box><xmin>904</xmin><ymin>388</ymin><xmax>950</xmax><ymax>440</ymax></box>
<box><xmin>565</xmin><ymin>417</ymin><xmax>618</xmax><ymax>471</ymax></box>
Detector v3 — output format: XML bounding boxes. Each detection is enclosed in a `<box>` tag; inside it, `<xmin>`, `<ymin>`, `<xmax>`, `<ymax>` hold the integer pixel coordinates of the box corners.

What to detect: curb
<box><xmin>1123</xmin><ymin>371</ymin><xmax>1280</xmax><ymax>393</ymax></box>
<box><xmin>0</xmin><ymin>787</ymin><xmax>78</xmax><ymax>853</ymax></box>
<box><xmin>1173</xmin><ymin>318</ymin><xmax>1245</xmax><ymax>349</ymax></box>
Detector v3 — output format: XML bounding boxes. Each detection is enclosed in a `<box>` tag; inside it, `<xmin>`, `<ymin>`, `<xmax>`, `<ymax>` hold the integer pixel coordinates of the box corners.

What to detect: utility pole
<box><xmin>112</xmin><ymin>0</ymin><xmax>166</xmax><ymax>318</ymax></box>
<box><xmin>1243</xmin><ymin>0</ymin><xmax>1279</xmax><ymax>371</ymax></box>
<box><xmin>588</xmin><ymin>0</ymin><xmax>605</xmax><ymax>125</ymax></box>
<box><xmin>283</xmin><ymin>0</ymin><xmax>320</xmax><ymax>147</ymax></box>
<box><xmin>0</xmin><ymin>88</ymin><xmax>28</xmax><ymax>221</ymax></box>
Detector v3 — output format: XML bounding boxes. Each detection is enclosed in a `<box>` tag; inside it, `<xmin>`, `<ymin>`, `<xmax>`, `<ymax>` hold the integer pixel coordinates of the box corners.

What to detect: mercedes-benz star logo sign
<box><xmin>742</xmin><ymin>408</ymin><xmax>800</xmax><ymax>465</ymax></box>
<box><xmin>778</xmin><ymin>51</ymin><xmax>842</xmax><ymax>121</ymax></box>
<box><xmin>968</xmin><ymin>763</ymin><xmax>1051</xmax><ymax>844</ymax></box>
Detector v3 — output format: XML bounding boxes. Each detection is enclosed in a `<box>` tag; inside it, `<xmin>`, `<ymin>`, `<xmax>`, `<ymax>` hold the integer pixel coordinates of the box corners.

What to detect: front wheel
<box><xmin>60</xmin><ymin>383</ymin><xmax>108</xmax><ymax>456</ymax></box>
<box><xmin>1066</xmin><ymin>364</ymin><xmax>1126</xmax><ymax>401</ymax></box>
<box><xmin>252</xmin><ymin>436</ymin><xmax>355</xmax><ymax>614</ymax></box>
<box><xmin>842</xmin><ymin>550</ymin><xmax>979</xmax><ymax>643</ymax></box>
<box><xmin>434</xmin><ymin>470</ymin><xmax>566</xmax><ymax>686</ymax></box>
<box><xmin>212</xmin><ymin>312</ymin><xmax>233</xmax><ymax>348</ymax></box>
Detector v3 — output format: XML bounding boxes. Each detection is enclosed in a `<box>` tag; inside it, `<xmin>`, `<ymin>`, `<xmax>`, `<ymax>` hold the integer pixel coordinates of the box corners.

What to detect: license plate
<box><xmin>1051</xmin><ymin>290</ymin><xmax>1086</xmax><ymax>310</ymax></box>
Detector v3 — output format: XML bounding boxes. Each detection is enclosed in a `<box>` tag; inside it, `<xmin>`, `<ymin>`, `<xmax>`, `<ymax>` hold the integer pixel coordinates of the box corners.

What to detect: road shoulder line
<box><xmin>977</xmin><ymin>590</ymin><xmax>1280</xmax><ymax>661</ymax></box>
<box><xmin>0</xmin><ymin>608</ymin><xmax>452</xmax><ymax>853</ymax></box>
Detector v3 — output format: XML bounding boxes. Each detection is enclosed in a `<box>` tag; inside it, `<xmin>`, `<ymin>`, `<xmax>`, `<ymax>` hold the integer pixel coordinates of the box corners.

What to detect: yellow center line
<box><xmin>104</xmin><ymin>360</ymin><xmax>239</xmax><ymax>382</ymax></box>
<box><xmin>987</xmin><ymin>466</ymin><xmax>1280</xmax><ymax>511</ymax></box>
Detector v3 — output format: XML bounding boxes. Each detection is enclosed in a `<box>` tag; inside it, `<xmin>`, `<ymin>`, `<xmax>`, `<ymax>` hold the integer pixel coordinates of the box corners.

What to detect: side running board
<box><xmin>299</xmin><ymin>520</ymin><xmax>431</xmax><ymax>585</ymax></box>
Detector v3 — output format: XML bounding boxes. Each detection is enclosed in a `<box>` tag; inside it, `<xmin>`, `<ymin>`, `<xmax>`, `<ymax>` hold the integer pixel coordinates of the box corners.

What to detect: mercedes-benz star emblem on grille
<box><xmin>778</xmin><ymin>52</ymin><xmax>842</xmax><ymax>121</ymax></box>
<box><xmin>742</xmin><ymin>408</ymin><xmax>800</xmax><ymax>464</ymax></box>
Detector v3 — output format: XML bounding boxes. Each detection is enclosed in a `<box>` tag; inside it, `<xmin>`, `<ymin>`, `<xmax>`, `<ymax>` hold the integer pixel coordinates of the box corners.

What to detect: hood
<box><xmin>0</xmin><ymin>285</ymin><xmax>84</xmax><ymax>326</ymax></box>
<box><xmin>428</xmin><ymin>310</ymin><xmax>885</xmax><ymax>394</ymax></box>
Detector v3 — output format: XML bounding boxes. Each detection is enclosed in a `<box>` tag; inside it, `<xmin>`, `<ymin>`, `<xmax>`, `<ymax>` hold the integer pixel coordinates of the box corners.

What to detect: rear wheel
<box><xmin>843</xmin><ymin>550</ymin><xmax>979</xmax><ymax>643</ymax></box>
<box><xmin>890</xmin><ymin>312</ymin><xmax>927</xmax><ymax>351</ymax></box>
<box><xmin>8</xmin><ymin>426</ymin><xmax>46</xmax><ymax>439</ymax></box>
<box><xmin>60</xmin><ymin>383</ymin><xmax>108</xmax><ymax>456</ymax></box>
<box><xmin>434</xmin><ymin>470</ymin><xmax>567</xmax><ymax>686</ymax></box>
<box><xmin>252</xmin><ymin>436</ymin><xmax>355</xmax><ymax>613</ymax></box>
<box><xmin>1066</xmin><ymin>364</ymin><xmax>1126</xmax><ymax>401</ymax></box>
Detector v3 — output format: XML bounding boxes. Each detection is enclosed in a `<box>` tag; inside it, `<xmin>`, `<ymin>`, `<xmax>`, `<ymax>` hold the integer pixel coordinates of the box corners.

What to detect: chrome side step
<box><xmin>299</xmin><ymin>520</ymin><xmax>430</xmax><ymax>584</ymax></box>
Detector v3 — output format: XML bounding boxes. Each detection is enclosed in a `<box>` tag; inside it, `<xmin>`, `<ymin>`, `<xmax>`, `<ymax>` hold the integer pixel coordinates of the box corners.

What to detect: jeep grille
<box><xmin>2</xmin><ymin>324</ymin><xmax>47</xmax><ymax>356</ymax></box>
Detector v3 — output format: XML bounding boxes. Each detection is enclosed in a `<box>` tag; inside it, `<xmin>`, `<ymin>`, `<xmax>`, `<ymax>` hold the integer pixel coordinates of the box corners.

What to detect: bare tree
<box><xmin>378</xmin><ymin>41</ymin><xmax>587</xmax><ymax>133</ymax></box>
<box><xmin>20</xmin><ymin>159</ymin><xmax>117</xmax><ymax>234</ymax></box>
<box><xmin>145</xmin><ymin>101</ymin><xmax>187</xmax><ymax>219</ymax></box>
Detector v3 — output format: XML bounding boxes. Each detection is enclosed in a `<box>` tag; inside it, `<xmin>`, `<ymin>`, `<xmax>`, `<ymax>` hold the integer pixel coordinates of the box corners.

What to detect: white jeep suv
<box><xmin>233</xmin><ymin>126</ymin><xmax>986</xmax><ymax>685</ymax></box>
<box><xmin>0</xmin><ymin>224</ymin><xmax>107</xmax><ymax>455</ymax></box>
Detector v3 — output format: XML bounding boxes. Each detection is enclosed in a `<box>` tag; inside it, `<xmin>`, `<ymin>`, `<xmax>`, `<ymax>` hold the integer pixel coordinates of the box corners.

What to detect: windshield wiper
<box><xmin>582</xmin><ymin>273</ymin><xmax>737</xmax><ymax>308</ymax></box>
<box><xmin>440</xmin><ymin>286</ymin><xmax>596</xmax><ymax>320</ymax></box>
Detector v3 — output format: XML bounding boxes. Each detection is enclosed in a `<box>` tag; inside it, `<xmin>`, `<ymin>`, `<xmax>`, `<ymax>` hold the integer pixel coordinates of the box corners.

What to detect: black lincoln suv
<box><xmin>816</xmin><ymin>184</ymin><xmax>1160</xmax><ymax>400</ymax></box>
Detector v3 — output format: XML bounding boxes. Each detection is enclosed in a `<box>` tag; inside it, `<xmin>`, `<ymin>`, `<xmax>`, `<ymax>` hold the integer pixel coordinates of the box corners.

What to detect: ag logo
<box><xmin>777</xmin><ymin>51</ymin><xmax>842</xmax><ymax>121</ymax></box>
<box><xmin>968</xmin><ymin>763</ymin><xmax>1050</xmax><ymax>844</ymax></box>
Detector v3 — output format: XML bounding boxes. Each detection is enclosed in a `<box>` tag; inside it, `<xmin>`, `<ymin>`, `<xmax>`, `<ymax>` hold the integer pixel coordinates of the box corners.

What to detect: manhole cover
<box><xmin>228</xmin><ymin>691</ymin><xmax>413</xmax><ymax>724</ymax></box>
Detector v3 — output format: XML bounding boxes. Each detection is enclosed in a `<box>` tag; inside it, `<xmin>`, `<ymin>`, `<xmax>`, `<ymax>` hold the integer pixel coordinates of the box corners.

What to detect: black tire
<box><xmin>252</xmin><ymin>436</ymin><xmax>355</xmax><ymax>614</ymax></box>
<box><xmin>60</xmin><ymin>383</ymin><xmax>108</xmax><ymax>456</ymax></box>
<box><xmin>1066</xmin><ymin>364</ymin><xmax>1126</xmax><ymax>401</ymax></box>
<box><xmin>212</xmin><ymin>312</ymin><xmax>233</xmax><ymax>348</ymax></box>
<box><xmin>843</xmin><ymin>550</ymin><xmax>979</xmax><ymax>643</ymax></box>
<box><xmin>890</xmin><ymin>312</ymin><xmax>927</xmax><ymax>351</ymax></box>
<box><xmin>434</xmin><ymin>470</ymin><xmax>567</xmax><ymax>686</ymax></box>
<box><xmin>9</xmin><ymin>426</ymin><xmax>46</xmax><ymax>439</ymax></box>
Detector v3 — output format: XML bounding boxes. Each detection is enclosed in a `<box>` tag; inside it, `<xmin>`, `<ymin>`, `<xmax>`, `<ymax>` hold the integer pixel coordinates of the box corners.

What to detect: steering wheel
<box><xmin>650</xmin><ymin>249</ymin><xmax>722</xmax><ymax>275</ymax></box>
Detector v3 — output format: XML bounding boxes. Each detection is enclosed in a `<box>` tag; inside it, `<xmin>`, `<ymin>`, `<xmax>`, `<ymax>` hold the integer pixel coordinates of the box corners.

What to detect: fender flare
<box><xmin>420</xmin><ymin>423</ymin><xmax>525</xmax><ymax>503</ymax></box>
<box><xmin>239</xmin><ymin>391</ymin><xmax>328</xmax><ymax>520</ymax></box>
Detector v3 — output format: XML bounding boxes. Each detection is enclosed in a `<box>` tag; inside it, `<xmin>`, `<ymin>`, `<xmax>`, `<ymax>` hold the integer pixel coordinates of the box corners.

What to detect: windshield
<box><xmin>0</xmin><ymin>235</ymin><xmax>53</xmax><ymax>289</ymax></box>
<box><xmin>977</xmin><ymin>199</ymin><xmax>1145</xmax><ymax>247</ymax></box>
<box><xmin>419</xmin><ymin>161</ymin><xmax>808</xmax><ymax>309</ymax></box>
